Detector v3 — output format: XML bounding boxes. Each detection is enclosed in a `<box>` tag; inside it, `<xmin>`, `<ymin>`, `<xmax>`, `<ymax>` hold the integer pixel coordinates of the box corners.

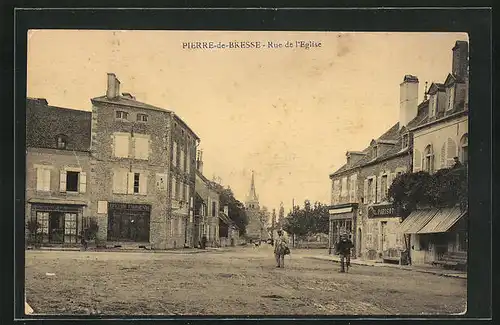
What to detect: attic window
<box><xmin>373</xmin><ymin>146</ymin><xmax>378</xmax><ymax>158</ymax></box>
<box><xmin>116</xmin><ymin>111</ymin><xmax>129</xmax><ymax>120</ymax></box>
<box><xmin>56</xmin><ymin>134</ymin><xmax>68</xmax><ymax>149</ymax></box>
<box><xmin>137</xmin><ymin>113</ymin><xmax>148</xmax><ymax>122</ymax></box>
<box><xmin>402</xmin><ymin>134</ymin><xmax>409</xmax><ymax>149</ymax></box>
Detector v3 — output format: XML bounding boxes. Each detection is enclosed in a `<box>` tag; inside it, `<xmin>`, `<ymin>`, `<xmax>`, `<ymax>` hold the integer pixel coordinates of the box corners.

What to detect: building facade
<box><xmin>399</xmin><ymin>40</ymin><xmax>469</xmax><ymax>266</ymax></box>
<box><xmin>26</xmin><ymin>98</ymin><xmax>92</xmax><ymax>245</ymax></box>
<box><xmin>329</xmin><ymin>74</ymin><xmax>428</xmax><ymax>261</ymax></box>
<box><xmin>88</xmin><ymin>73</ymin><xmax>199</xmax><ymax>249</ymax></box>
<box><xmin>194</xmin><ymin>153</ymin><xmax>221</xmax><ymax>247</ymax></box>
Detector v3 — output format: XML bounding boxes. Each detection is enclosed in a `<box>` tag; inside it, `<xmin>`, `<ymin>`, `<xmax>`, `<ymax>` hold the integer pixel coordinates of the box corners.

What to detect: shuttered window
<box><xmin>114</xmin><ymin>133</ymin><xmax>130</xmax><ymax>158</ymax></box>
<box><xmin>133</xmin><ymin>135</ymin><xmax>150</xmax><ymax>160</ymax></box>
<box><xmin>413</xmin><ymin>149</ymin><xmax>422</xmax><ymax>172</ymax></box>
<box><xmin>113</xmin><ymin>169</ymin><xmax>128</xmax><ymax>194</ymax></box>
<box><xmin>36</xmin><ymin>167</ymin><xmax>51</xmax><ymax>192</ymax></box>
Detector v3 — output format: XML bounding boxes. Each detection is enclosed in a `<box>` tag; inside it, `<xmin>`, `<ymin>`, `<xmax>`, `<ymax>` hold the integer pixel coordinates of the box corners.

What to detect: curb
<box><xmin>306</xmin><ymin>256</ymin><xmax>467</xmax><ymax>279</ymax></box>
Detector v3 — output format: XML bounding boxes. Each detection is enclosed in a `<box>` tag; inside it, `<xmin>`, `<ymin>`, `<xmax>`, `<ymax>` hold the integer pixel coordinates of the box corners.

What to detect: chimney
<box><xmin>106</xmin><ymin>73</ymin><xmax>121</xmax><ymax>99</ymax></box>
<box><xmin>224</xmin><ymin>206</ymin><xmax>229</xmax><ymax>216</ymax></box>
<box><xmin>452</xmin><ymin>40</ymin><xmax>469</xmax><ymax>80</ymax></box>
<box><xmin>399</xmin><ymin>75</ymin><xmax>419</xmax><ymax>129</ymax></box>
<box><xmin>196</xmin><ymin>150</ymin><xmax>204</xmax><ymax>173</ymax></box>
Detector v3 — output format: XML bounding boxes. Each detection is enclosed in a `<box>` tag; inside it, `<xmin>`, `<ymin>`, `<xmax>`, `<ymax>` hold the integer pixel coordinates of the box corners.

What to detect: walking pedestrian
<box><xmin>80</xmin><ymin>229</ymin><xmax>88</xmax><ymax>251</ymax></box>
<box><xmin>274</xmin><ymin>230</ymin><xmax>289</xmax><ymax>268</ymax></box>
<box><xmin>335</xmin><ymin>232</ymin><xmax>354</xmax><ymax>273</ymax></box>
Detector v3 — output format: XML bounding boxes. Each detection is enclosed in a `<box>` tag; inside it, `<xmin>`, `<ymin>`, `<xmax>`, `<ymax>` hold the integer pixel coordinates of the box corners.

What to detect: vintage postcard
<box><xmin>25</xmin><ymin>30</ymin><xmax>468</xmax><ymax>316</ymax></box>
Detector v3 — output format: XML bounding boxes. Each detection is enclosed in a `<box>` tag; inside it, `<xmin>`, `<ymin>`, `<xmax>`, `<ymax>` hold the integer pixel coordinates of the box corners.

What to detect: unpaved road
<box><xmin>25</xmin><ymin>246</ymin><xmax>466</xmax><ymax>315</ymax></box>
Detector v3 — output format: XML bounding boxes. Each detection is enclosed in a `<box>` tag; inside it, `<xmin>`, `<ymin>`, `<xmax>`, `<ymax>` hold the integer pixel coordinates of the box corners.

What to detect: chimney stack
<box><xmin>399</xmin><ymin>75</ymin><xmax>419</xmax><ymax>128</ymax></box>
<box><xmin>452</xmin><ymin>40</ymin><xmax>469</xmax><ymax>80</ymax></box>
<box><xmin>106</xmin><ymin>73</ymin><xmax>121</xmax><ymax>99</ymax></box>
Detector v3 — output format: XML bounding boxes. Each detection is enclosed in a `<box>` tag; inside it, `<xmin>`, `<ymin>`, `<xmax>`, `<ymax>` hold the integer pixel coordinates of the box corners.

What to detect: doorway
<box><xmin>358</xmin><ymin>228</ymin><xmax>362</xmax><ymax>257</ymax></box>
<box><xmin>380</xmin><ymin>221</ymin><xmax>388</xmax><ymax>252</ymax></box>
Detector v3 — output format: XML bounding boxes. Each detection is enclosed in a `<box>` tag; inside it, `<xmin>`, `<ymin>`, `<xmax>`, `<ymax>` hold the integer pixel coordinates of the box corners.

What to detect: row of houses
<box><xmin>327</xmin><ymin>40</ymin><xmax>469</xmax><ymax>266</ymax></box>
<box><xmin>26</xmin><ymin>73</ymin><xmax>241</xmax><ymax>249</ymax></box>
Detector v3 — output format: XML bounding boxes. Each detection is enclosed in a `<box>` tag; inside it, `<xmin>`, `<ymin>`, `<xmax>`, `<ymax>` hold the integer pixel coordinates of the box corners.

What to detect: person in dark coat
<box><xmin>201</xmin><ymin>235</ymin><xmax>207</xmax><ymax>249</ymax></box>
<box><xmin>335</xmin><ymin>233</ymin><xmax>354</xmax><ymax>273</ymax></box>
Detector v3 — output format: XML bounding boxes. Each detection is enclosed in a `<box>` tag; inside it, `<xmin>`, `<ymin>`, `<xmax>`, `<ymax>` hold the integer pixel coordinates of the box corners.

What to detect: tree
<box><xmin>218</xmin><ymin>187</ymin><xmax>248</xmax><ymax>235</ymax></box>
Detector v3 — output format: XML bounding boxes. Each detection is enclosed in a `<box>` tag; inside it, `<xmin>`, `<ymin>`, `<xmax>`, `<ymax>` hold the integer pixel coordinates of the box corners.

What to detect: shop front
<box><xmin>107</xmin><ymin>202</ymin><xmax>151</xmax><ymax>242</ymax></box>
<box><xmin>366</xmin><ymin>203</ymin><xmax>405</xmax><ymax>262</ymax></box>
<box><xmin>328</xmin><ymin>203</ymin><xmax>358</xmax><ymax>257</ymax></box>
<box><xmin>28</xmin><ymin>200</ymin><xmax>86</xmax><ymax>245</ymax></box>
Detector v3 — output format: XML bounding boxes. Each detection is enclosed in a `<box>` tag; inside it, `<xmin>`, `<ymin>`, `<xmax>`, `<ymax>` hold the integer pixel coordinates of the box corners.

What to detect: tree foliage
<box><xmin>217</xmin><ymin>186</ymin><xmax>248</xmax><ymax>235</ymax></box>
<box><xmin>282</xmin><ymin>200</ymin><xmax>330</xmax><ymax>239</ymax></box>
<box><xmin>388</xmin><ymin>166</ymin><xmax>468</xmax><ymax>219</ymax></box>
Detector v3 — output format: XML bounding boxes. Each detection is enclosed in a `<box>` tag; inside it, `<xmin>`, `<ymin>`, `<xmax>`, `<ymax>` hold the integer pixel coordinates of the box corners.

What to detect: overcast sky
<box><xmin>27</xmin><ymin>30</ymin><xmax>468</xmax><ymax>214</ymax></box>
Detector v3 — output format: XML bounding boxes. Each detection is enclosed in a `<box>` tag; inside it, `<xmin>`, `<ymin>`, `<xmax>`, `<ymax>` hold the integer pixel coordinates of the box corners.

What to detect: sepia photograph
<box><xmin>24</xmin><ymin>30</ymin><xmax>469</xmax><ymax>316</ymax></box>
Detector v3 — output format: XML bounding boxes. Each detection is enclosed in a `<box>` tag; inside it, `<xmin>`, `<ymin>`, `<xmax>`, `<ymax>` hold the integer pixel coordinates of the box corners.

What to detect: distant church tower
<box><xmin>244</xmin><ymin>171</ymin><xmax>268</xmax><ymax>241</ymax></box>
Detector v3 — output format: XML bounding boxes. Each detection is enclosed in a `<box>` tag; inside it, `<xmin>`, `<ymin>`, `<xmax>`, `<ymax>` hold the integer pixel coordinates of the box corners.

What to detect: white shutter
<box><xmin>127</xmin><ymin>172</ymin><xmax>134</xmax><ymax>194</ymax></box>
<box><xmin>446</xmin><ymin>138</ymin><xmax>457</xmax><ymax>167</ymax></box>
<box><xmin>36</xmin><ymin>168</ymin><xmax>43</xmax><ymax>191</ymax></box>
<box><xmin>370</xmin><ymin>177</ymin><xmax>376</xmax><ymax>203</ymax></box>
<box><xmin>376</xmin><ymin>176</ymin><xmax>382</xmax><ymax>203</ymax></box>
<box><xmin>139</xmin><ymin>172</ymin><xmax>148</xmax><ymax>195</ymax></box>
<box><xmin>114</xmin><ymin>134</ymin><xmax>130</xmax><ymax>158</ymax></box>
<box><xmin>43</xmin><ymin>169</ymin><xmax>51</xmax><ymax>191</ymax></box>
<box><xmin>134</xmin><ymin>137</ymin><xmax>149</xmax><ymax>160</ymax></box>
<box><xmin>440</xmin><ymin>143</ymin><xmax>447</xmax><ymax>169</ymax></box>
<box><xmin>363</xmin><ymin>179</ymin><xmax>368</xmax><ymax>203</ymax></box>
<box><xmin>59</xmin><ymin>170</ymin><xmax>67</xmax><ymax>192</ymax></box>
<box><xmin>413</xmin><ymin>149</ymin><xmax>422</xmax><ymax>172</ymax></box>
<box><xmin>79</xmin><ymin>172</ymin><xmax>87</xmax><ymax>193</ymax></box>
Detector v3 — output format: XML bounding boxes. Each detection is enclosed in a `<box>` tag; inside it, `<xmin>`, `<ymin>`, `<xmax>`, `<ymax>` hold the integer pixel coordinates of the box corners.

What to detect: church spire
<box><xmin>248</xmin><ymin>170</ymin><xmax>258</xmax><ymax>201</ymax></box>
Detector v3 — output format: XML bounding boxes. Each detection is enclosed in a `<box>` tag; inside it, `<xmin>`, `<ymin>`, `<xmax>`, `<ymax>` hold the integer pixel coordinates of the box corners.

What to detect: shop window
<box><xmin>66</xmin><ymin>171</ymin><xmax>79</xmax><ymax>192</ymax></box>
<box><xmin>64</xmin><ymin>213</ymin><xmax>77</xmax><ymax>243</ymax></box>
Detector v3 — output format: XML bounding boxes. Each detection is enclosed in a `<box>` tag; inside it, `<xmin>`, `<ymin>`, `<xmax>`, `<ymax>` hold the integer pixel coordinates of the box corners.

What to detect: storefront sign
<box><xmin>368</xmin><ymin>204</ymin><xmax>395</xmax><ymax>218</ymax></box>
<box><xmin>108</xmin><ymin>202</ymin><xmax>151</xmax><ymax>212</ymax></box>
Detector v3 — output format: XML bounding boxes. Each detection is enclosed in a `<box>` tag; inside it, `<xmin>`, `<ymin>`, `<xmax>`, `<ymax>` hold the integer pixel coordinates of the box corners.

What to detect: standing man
<box><xmin>274</xmin><ymin>230</ymin><xmax>288</xmax><ymax>268</ymax></box>
<box><xmin>335</xmin><ymin>232</ymin><xmax>354</xmax><ymax>273</ymax></box>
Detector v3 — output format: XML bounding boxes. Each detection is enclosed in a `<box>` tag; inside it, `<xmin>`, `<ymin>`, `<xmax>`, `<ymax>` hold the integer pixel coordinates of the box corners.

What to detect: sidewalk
<box><xmin>305</xmin><ymin>254</ymin><xmax>467</xmax><ymax>279</ymax></box>
<box><xmin>29</xmin><ymin>246</ymin><xmax>225</xmax><ymax>254</ymax></box>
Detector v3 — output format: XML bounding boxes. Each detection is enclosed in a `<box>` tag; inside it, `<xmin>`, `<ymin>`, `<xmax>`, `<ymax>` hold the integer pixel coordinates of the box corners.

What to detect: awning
<box><xmin>417</xmin><ymin>207</ymin><xmax>465</xmax><ymax>234</ymax></box>
<box><xmin>28</xmin><ymin>198</ymin><xmax>88</xmax><ymax>206</ymax></box>
<box><xmin>396</xmin><ymin>209</ymin><xmax>438</xmax><ymax>234</ymax></box>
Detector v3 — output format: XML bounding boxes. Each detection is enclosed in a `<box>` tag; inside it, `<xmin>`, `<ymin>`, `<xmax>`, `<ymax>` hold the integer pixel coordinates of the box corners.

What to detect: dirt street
<box><xmin>25</xmin><ymin>246</ymin><xmax>466</xmax><ymax>315</ymax></box>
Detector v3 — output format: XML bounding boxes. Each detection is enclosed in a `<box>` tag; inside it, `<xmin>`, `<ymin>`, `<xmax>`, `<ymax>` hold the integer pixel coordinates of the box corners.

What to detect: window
<box><xmin>424</xmin><ymin>145</ymin><xmax>434</xmax><ymax>173</ymax></box>
<box><xmin>460</xmin><ymin>134</ymin><xmax>468</xmax><ymax>165</ymax></box>
<box><xmin>373</xmin><ymin>146</ymin><xmax>378</xmax><ymax>158</ymax></box>
<box><xmin>178</xmin><ymin>216</ymin><xmax>183</xmax><ymax>236</ymax></box>
<box><xmin>172</xmin><ymin>142</ymin><xmax>178</xmax><ymax>167</ymax></box>
<box><xmin>114</xmin><ymin>133</ymin><xmax>130</xmax><ymax>158</ymax></box>
<box><xmin>447</xmin><ymin>86</ymin><xmax>455</xmax><ymax>111</ymax></box>
<box><xmin>36</xmin><ymin>167</ymin><xmax>51</xmax><ymax>191</ymax></box>
<box><xmin>136</xmin><ymin>113</ymin><xmax>148</xmax><ymax>122</ymax></box>
<box><xmin>170</xmin><ymin>218</ymin><xmax>175</xmax><ymax>236</ymax></box>
<box><xmin>36</xmin><ymin>212</ymin><xmax>49</xmax><ymax>236</ymax></box>
<box><xmin>133</xmin><ymin>173</ymin><xmax>140</xmax><ymax>194</ymax></box>
<box><xmin>171</xmin><ymin>177</ymin><xmax>177</xmax><ymax>199</ymax></box>
<box><xmin>64</xmin><ymin>213</ymin><xmax>77</xmax><ymax>242</ymax></box>
<box><xmin>367</xmin><ymin>178</ymin><xmax>374</xmax><ymax>203</ymax></box>
<box><xmin>212</xmin><ymin>201</ymin><xmax>216</xmax><ymax>217</ymax></box>
<box><xmin>116</xmin><ymin>111</ymin><xmax>129</xmax><ymax>120</ymax></box>
<box><xmin>56</xmin><ymin>135</ymin><xmax>67</xmax><ymax>149</ymax></box>
<box><xmin>429</xmin><ymin>95</ymin><xmax>437</xmax><ymax>117</ymax></box>
<box><xmin>402</xmin><ymin>134</ymin><xmax>409</xmax><ymax>149</ymax></box>
<box><xmin>341</xmin><ymin>177</ymin><xmax>348</xmax><ymax>198</ymax></box>
<box><xmin>113</xmin><ymin>169</ymin><xmax>128</xmax><ymax>194</ymax></box>
<box><xmin>133</xmin><ymin>135</ymin><xmax>149</xmax><ymax>160</ymax></box>
<box><xmin>180</xmin><ymin>150</ymin><xmax>185</xmax><ymax>172</ymax></box>
<box><xmin>66</xmin><ymin>171</ymin><xmax>79</xmax><ymax>192</ymax></box>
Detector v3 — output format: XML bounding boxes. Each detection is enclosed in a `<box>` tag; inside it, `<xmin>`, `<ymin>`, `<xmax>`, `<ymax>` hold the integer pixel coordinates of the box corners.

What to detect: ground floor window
<box><xmin>107</xmin><ymin>203</ymin><xmax>151</xmax><ymax>242</ymax></box>
<box><xmin>32</xmin><ymin>207</ymin><xmax>80</xmax><ymax>244</ymax></box>
<box><xmin>330</xmin><ymin>219</ymin><xmax>353</xmax><ymax>247</ymax></box>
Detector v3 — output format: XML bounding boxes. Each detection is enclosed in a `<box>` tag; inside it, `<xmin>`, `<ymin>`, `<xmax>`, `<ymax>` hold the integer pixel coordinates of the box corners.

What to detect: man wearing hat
<box><xmin>274</xmin><ymin>230</ymin><xmax>289</xmax><ymax>268</ymax></box>
<box><xmin>335</xmin><ymin>230</ymin><xmax>354</xmax><ymax>273</ymax></box>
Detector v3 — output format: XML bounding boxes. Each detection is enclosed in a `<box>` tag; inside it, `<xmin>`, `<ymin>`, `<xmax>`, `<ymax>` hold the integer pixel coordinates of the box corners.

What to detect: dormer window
<box><xmin>402</xmin><ymin>134</ymin><xmax>409</xmax><ymax>149</ymax></box>
<box><xmin>373</xmin><ymin>146</ymin><xmax>378</xmax><ymax>158</ymax></box>
<box><xmin>116</xmin><ymin>110</ymin><xmax>129</xmax><ymax>120</ymax></box>
<box><xmin>56</xmin><ymin>134</ymin><xmax>67</xmax><ymax>149</ymax></box>
<box><xmin>447</xmin><ymin>86</ymin><xmax>455</xmax><ymax>111</ymax></box>
<box><xmin>429</xmin><ymin>94</ymin><xmax>437</xmax><ymax>117</ymax></box>
<box><xmin>136</xmin><ymin>113</ymin><xmax>148</xmax><ymax>122</ymax></box>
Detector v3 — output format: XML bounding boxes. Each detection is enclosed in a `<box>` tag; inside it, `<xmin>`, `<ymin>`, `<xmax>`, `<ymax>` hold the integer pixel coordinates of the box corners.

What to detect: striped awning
<box><xmin>417</xmin><ymin>207</ymin><xmax>465</xmax><ymax>234</ymax></box>
<box><xmin>396</xmin><ymin>209</ymin><xmax>438</xmax><ymax>234</ymax></box>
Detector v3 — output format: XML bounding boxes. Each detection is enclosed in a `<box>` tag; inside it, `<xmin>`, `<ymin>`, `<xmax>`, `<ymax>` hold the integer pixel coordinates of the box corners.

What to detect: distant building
<box><xmin>244</xmin><ymin>172</ymin><xmax>270</xmax><ymax>241</ymax></box>
<box><xmin>399</xmin><ymin>40</ymin><xmax>469</xmax><ymax>266</ymax></box>
<box><xmin>26</xmin><ymin>98</ymin><xmax>92</xmax><ymax>245</ymax></box>
<box><xmin>89</xmin><ymin>73</ymin><xmax>199</xmax><ymax>249</ymax></box>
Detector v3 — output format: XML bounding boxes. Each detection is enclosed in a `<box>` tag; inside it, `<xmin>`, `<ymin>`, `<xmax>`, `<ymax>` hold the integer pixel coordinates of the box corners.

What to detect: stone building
<box><xmin>25</xmin><ymin>98</ymin><xmax>92</xmax><ymax>245</ymax></box>
<box><xmin>89</xmin><ymin>73</ymin><xmax>199</xmax><ymax>249</ymax></box>
<box><xmin>194</xmin><ymin>151</ymin><xmax>221</xmax><ymax>247</ymax></box>
<box><xmin>328</xmin><ymin>74</ymin><xmax>428</xmax><ymax>261</ymax></box>
<box><xmin>244</xmin><ymin>172</ymin><xmax>270</xmax><ymax>242</ymax></box>
<box><xmin>399</xmin><ymin>40</ymin><xmax>469</xmax><ymax>266</ymax></box>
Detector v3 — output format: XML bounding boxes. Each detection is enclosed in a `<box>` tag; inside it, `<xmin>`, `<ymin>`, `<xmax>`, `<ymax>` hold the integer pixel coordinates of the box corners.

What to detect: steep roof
<box><xmin>330</xmin><ymin>106</ymin><xmax>428</xmax><ymax>177</ymax></box>
<box><xmin>26</xmin><ymin>98</ymin><xmax>91</xmax><ymax>151</ymax></box>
